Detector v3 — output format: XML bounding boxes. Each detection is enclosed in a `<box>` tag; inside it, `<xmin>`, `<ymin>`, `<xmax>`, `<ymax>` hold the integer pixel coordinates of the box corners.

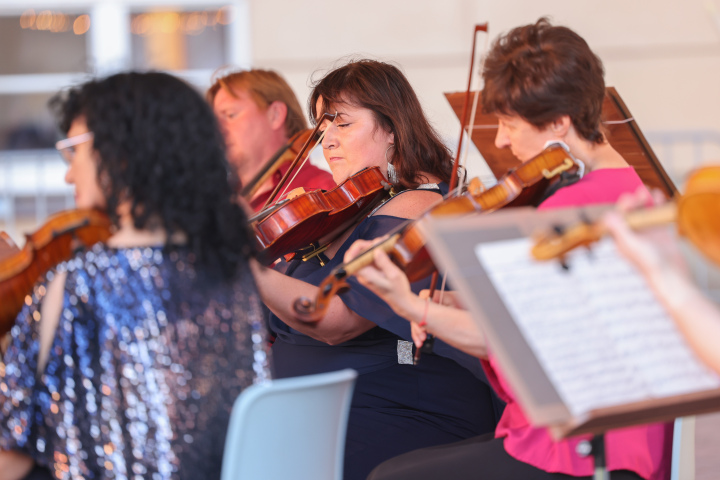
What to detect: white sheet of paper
<box><xmin>475</xmin><ymin>237</ymin><xmax>720</xmax><ymax>417</ymax></box>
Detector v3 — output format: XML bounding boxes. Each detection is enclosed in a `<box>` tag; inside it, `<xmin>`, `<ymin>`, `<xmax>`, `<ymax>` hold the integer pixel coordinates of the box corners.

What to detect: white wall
<box><xmin>1</xmin><ymin>0</ymin><xmax>718</xmax><ymax>180</ymax></box>
<box><xmin>244</xmin><ymin>0</ymin><xmax>720</xmax><ymax>182</ymax></box>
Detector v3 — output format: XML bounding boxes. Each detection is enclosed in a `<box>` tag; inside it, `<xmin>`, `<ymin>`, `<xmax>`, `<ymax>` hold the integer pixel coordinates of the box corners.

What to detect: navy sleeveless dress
<box><xmin>269</xmin><ymin>186</ymin><xmax>502</xmax><ymax>480</ymax></box>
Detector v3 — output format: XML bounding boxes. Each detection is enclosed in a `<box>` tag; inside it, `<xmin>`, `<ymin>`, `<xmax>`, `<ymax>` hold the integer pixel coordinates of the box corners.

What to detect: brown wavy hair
<box><xmin>309</xmin><ymin>59</ymin><xmax>453</xmax><ymax>188</ymax></box>
<box><xmin>207</xmin><ymin>69</ymin><xmax>307</xmax><ymax>138</ymax></box>
<box><xmin>482</xmin><ymin>18</ymin><xmax>606</xmax><ymax>144</ymax></box>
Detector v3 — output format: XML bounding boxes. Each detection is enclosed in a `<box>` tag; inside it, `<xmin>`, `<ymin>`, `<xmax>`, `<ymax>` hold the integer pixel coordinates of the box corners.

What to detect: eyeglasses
<box><xmin>55</xmin><ymin>132</ymin><xmax>94</xmax><ymax>163</ymax></box>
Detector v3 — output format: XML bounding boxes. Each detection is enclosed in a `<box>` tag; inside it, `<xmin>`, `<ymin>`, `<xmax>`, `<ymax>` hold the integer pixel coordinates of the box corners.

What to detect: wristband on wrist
<box><xmin>418</xmin><ymin>297</ymin><xmax>431</xmax><ymax>327</ymax></box>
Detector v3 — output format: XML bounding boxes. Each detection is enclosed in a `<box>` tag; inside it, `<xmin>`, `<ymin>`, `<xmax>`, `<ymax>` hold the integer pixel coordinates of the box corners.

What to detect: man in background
<box><xmin>208</xmin><ymin>69</ymin><xmax>335</xmax><ymax>211</ymax></box>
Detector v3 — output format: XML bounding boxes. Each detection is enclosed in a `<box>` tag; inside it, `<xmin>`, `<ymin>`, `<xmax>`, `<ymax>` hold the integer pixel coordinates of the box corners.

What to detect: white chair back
<box><xmin>221</xmin><ymin>368</ymin><xmax>357</xmax><ymax>480</ymax></box>
<box><xmin>671</xmin><ymin>416</ymin><xmax>695</xmax><ymax>480</ymax></box>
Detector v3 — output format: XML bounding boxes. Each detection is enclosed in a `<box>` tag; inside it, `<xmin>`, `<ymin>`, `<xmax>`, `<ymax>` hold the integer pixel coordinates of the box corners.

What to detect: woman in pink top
<box><xmin>346</xmin><ymin>18</ymin><xmax>672</xmax><ymax>480</ymax></box>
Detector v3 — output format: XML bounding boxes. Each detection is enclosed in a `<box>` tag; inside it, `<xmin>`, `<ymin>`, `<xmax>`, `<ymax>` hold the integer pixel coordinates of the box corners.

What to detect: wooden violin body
<box><xmin>247</xmin><ymin>111</ymin><xmax>395</xmax><ymax>264</ymax></box>
<box><xmin>292</xmin><ymin>143</ymin><xmax>581</xmax><ymax>321</ymax></box>
<box><xmin>429</xmin><ymin>143</ymin><xmax>579</xmax><ymax>216</ymax></box>
<box><xmin>0</xmin><ymin>209</ymin><xmax>112</xmax><ymax>335</ymax></box>
<box><xmin>531</xmin><ymin>165</ymin><xmax>720</xmax><ymax>266</ymax></box>
<box><xmin>252</xmin><ymin>166</ymin><xmax>390</xmax><ymax>264</ymax></box>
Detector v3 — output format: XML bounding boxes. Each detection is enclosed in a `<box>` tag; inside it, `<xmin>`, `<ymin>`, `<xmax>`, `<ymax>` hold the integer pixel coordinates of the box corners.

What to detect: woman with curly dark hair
<box><xmin>0</xmin><ymin>72</ymin><xmax>271</xmax><ymax>480</ymax></box>
<box><xmin>251</xmin><ymin>59</ymin><xmax>501</xmax><ymax>480</ymax></box>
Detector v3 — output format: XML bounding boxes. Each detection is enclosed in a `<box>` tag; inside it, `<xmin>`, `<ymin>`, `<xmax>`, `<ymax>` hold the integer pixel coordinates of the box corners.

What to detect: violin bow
<box><xmin>261</xmin><ymin>112</ymin><xmax>336</xmax><ymax>210</ymax></box>
<box><xmin>450</xmin><ymin>23</ymin><xmax>489</xmax><ymax>195</ymax></box>
<box><xmin>415</xmin><ymin>22</ymin><xmax>489</xmax><ymax>364</ymax></box>
<box><xmin>241</xmin><ymin>129</ymin><xmax>308</xmax><ymax>200</ymax></box>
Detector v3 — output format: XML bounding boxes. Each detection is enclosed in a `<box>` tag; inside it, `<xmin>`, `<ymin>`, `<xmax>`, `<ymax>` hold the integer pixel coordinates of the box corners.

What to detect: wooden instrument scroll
<box><xmin>420</xmin><ymin>207</ymin><xmax>720</xmax><ymax>438</ymax></box>
<box><xmin>445</xmin><ymin>87</ymin><xmax>678</xmax><ymax>199</ymax></box>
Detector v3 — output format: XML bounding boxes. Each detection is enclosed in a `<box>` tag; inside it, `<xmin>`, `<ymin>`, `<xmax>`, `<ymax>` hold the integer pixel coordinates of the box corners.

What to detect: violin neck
<box><xmin>241</xmin><ymin>143</ymin><xmax>293</xmax><ymax>200</ymax></box>
<box><xmin>342</xmin><ymin>233</ymin><xmax>401</xmax><ymax>277</ymax></box>
<box><xmin>623</xmin><ymin>202</ymin><xmax>677</xmax><ymax>231</ymax></box>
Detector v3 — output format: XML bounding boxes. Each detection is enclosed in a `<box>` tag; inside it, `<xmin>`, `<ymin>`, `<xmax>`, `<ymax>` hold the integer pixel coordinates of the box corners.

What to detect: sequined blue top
<box><xmin>0</xmin><ymin>244</ymin><xmax>271</xmax><ymax>480</ymax></box>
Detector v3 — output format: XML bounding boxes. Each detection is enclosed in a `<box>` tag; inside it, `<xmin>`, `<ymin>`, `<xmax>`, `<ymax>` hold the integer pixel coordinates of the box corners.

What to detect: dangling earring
<box><xmin>385</xmin><ymin>144</ymin><xmax>398</xmax><ymax>184</ymax></box>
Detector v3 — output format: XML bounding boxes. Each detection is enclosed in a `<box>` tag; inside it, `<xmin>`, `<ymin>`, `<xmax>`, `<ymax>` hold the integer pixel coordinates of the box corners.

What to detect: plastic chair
<box><xmin>220</xmin><ymin>368</ymin><xmax>358</xmax><ymax>480</ymax></box>
<box><xmin>671</xmin><ymin>416</ymin><xmax>695</xmax><ymax>480</ymax></box>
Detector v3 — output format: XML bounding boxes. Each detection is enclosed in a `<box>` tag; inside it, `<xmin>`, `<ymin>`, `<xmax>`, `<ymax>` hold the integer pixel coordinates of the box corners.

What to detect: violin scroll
<box><xmin>530</xmin><ymin>165</ymin><xmax>720</xmax><ymax>264</ymax></box>
<box><xmin>292</xmin><ymin>270</ymin><xmax>351</xmax><ymax>322</ymax></box>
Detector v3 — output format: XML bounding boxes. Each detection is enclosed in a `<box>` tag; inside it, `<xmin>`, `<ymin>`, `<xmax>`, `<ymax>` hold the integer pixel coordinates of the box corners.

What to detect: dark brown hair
<box><xmin>207</xmin><ymin>69</ymin><xmax>307</xmax><ymax>138</ymax></box>
<box><xmin>309</xmin><ymin>59</ymin><xmax>453</xmax><ymax>188</ymax></box>
<box><xmin>482</xmin><ymin>18</ymin><xmax>606</xmax><ymax>144</ymax></box>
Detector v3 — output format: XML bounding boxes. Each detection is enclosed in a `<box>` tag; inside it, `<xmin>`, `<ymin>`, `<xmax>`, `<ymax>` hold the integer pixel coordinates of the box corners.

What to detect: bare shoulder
<box><xmin>374</xmin><ymin>189</ymin><xmax>442</xmax><ymax>220</ymax></box>
<box><xmin>38</xmin><ymin>269</ymin><xmax>68</xmax><ymax>373</ymax></box>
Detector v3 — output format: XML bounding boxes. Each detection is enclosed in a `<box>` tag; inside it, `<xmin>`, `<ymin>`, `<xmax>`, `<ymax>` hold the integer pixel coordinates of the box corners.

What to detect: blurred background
<box><xmin>1</xmin><ymin>0</ymin><xmax>719</xmax><ymax>300</ymax></box>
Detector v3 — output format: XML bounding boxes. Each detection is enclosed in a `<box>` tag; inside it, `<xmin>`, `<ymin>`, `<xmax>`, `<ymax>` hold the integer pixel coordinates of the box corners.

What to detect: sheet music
<box><xmin>475</xmin><ymin>237</ymin><xmax>720</xmax><ymax>418</ymax></box>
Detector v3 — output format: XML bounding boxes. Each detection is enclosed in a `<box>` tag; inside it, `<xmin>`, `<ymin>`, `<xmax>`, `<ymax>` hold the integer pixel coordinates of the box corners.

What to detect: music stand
<box><xmin>420</xmin><ymin>207</ymin><xmax>720</xmax><ymax>478</ymax></box>
<box><xmin>445</xmin><ymin>87</ymin><xmax>678</xmax><ymax>199</ymax></box>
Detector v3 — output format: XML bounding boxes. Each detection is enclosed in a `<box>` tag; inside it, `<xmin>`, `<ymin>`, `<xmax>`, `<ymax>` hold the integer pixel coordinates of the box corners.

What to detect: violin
<box><xmin>249</xmin><ymin>112</ymin><xmax>392</xmax><ymax>264</ymax></box>
<box><xmin>292</xmin><ymin>142</ymin><xmax>582</xmax><ymax>321</ymax></box>
<box><xmin>0</xmin><ymin>209</ymin><xmax>112</xmax><ymax>335</ymax></box>
<box><xmin>0</xmin><ymin>232</ymin><xmax>17</xmax><ymax>257</ymax></box>
<box><xmin>251</xmin><ymin>166</ymin><xmax>390</xmax><ymax>264</ymax></box>
<box><xmin>240</xmin><ymin>128</ymin><xmax>315</xmax><ymax>202</ymax></box>
<box><xmin>531</xmin><ymin>165</ymin><xmax>720</xmax><ymax>266</ymax></box>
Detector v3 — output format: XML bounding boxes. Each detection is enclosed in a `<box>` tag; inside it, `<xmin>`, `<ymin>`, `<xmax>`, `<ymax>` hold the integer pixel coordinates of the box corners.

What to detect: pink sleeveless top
<box><xmin>482</xmin><ymin>167</ymin><xmax>673</xmax><ymax>479</ymax></box>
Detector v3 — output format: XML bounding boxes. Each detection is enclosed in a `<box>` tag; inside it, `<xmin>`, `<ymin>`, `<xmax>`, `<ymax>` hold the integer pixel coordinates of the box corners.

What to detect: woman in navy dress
<box><xmin>251</xmin><ymin>60</ymin><xmax>501</xmax><ymax>480</ymax></box>
<box><xmin>0</xmin><ymin>72</ymin><xmax>270</xmax><ymax>480</ymax></box>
